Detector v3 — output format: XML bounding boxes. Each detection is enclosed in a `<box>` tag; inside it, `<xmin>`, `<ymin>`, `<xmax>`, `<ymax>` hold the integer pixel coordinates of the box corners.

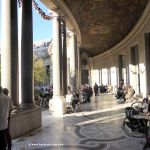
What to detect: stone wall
<box><xmin>10</xmin><ymin>107</ymin><xmax>42</xmax><ymax>138</ymax></box>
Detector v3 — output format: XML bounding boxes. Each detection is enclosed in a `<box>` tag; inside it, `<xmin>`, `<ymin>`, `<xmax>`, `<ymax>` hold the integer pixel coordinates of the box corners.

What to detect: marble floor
<box><xmin>12</xmin><ymin>94</ymin><xmax>148</xmax><ymax>150</ymax></box>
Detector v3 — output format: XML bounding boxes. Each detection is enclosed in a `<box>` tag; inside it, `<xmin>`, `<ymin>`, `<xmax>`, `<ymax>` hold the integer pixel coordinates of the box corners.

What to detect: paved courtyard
<box><xmin>12</xmin><ymin>94</ymin><xmax>148</xmax><ymax>150</ymax></box>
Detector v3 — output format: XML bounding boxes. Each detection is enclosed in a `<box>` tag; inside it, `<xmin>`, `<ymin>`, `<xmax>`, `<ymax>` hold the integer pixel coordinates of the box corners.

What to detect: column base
<box><xmin>12</xmin><ymin>105</ymin><xmax>21</xmax><ymax>113</ymax></box>
<box><xmin>21</xmin><ymin>102</ymin><xmax>36</xmax><ymax>109</ymax></box>
<box><xmin>49</xmin><ymin>95</ymin><xmax>65</xmax><ymax>116</ymax></box>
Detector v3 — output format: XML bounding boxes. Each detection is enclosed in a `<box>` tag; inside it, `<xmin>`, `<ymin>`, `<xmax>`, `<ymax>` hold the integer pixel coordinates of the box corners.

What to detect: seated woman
<box><xmin>66</xmin><ymin>90</ymin><xmax>74</xmax><ymax>112</ymax></box>
<box><xmin>125</xmin><ymin>86</ymin><xmax>135</xmax><ymax>103</ymax></box>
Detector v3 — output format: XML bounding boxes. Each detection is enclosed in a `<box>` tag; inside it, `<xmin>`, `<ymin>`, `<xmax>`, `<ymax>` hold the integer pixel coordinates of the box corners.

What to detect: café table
<box><xmin>133</xmin><ymin>114</ymin><xmax>150</xmax><ymax>150</ymax></box>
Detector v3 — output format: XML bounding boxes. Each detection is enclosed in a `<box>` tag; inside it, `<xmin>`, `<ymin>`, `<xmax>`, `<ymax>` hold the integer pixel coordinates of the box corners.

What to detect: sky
<box><xmin>0</xmin><ymin>0</ymin><xmax>53</xmax><ymax>48</ymax></box>
<box><xmin>32</xmin><ymin>0</ymin><xmax>52</xmax><ymax>42</ymax></box>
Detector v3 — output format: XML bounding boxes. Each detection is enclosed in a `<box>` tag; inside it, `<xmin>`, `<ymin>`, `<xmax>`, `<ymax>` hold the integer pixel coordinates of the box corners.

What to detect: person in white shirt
<box><xmin>66</xmin><ymin>89</ymin><xmax>74</xmax><ymax>109</ymax></box>
<box><xmin>0</xmin><ymin>86</ymin><xmax>13</xmax><ymax>149</ymax></box>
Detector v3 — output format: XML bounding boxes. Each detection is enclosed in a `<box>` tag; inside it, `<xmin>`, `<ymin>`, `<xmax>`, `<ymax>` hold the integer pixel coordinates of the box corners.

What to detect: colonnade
<box><xmin>1</xmin><ymin>0</ymin><xmax>36</xmax><ymax>108</ymax></box>
<box><xmin>1</xmin><ymin>0</ymin><xmax>80</xmax><ymax>115</ymax></box>
<box><xmin>50</xmin><ymin>12</ymin><xmax>80</xmax><ymax>115</ymax></box>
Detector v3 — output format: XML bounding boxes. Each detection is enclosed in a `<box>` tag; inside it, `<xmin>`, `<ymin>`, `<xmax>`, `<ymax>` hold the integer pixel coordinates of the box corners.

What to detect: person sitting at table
<box><xmin>115</xmin><ymin>86</ymin><xmax>126</xmax><ymax>99</ymax></box>
<box><xmin>141</xmin><ymin>93</ymin><xmax>150</xmax><ymax>149</ymax></box>
<box><xmin>142</xmin><ymin>98</ymin><xmax>149</xmax><ymax>114</ymax></box>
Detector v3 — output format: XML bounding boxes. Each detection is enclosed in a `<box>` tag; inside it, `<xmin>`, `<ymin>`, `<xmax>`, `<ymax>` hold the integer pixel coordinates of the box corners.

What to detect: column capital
<box><xmin>51</xmin><ymin>10</ymin><xmax>59</xmax><ymax>17</ymax></box>
<box><xmin>50</xmin><ymin>9</ymin><xmax>65</xmax><ymax>19</ymax></box>
<box><xmin>60</xmin><ymin>15</ymin><xmax>67</xmax><ymax>22</ymax></box>
<box><xmin>68</xmin><ymin>30</ymin><xmax>75</xmax><ymax>37</ymax></box>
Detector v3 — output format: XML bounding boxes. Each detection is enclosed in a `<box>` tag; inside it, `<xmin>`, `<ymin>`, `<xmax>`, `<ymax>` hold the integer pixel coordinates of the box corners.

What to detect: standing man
<box><xmin>3</xmin><ymin>88</ymin><xmax>13</xmax><ymax>150</ymax></box>
<box><xmin>93</xmin><ymin>83</ymin><xmax>99</xmax><ymax>96</ymax></box>
<box><xmin>0</xmin><ymin>86</ymin><xmax>13</xmax><ymax>149</ymax></box>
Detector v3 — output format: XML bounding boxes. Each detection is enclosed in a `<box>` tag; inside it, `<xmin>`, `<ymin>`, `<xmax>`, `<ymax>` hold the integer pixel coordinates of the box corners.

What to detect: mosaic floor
<box><xmin>12</xmin><ymin>94</ymin><xmax>148</xmax><ymax>150</ymax></box>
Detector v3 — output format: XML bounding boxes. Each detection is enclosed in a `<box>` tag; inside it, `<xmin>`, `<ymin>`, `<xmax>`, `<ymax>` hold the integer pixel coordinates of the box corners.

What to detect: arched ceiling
<box><xmin>63</xmin><ymin>0</ymin><xmax>148</xmax><ymax>56</ymax></box>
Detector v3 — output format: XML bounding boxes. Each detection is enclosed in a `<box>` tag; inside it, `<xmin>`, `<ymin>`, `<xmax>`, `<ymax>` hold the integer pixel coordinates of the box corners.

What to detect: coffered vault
<box><xmin>41</xmin><ymin>0</ymin><xmax>148</xmax><ymax>56</ymax></box>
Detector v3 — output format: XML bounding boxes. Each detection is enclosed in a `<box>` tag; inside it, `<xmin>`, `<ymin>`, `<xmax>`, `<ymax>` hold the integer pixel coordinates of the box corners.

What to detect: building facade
<box><xmin>33</xmin><ymin>39</ymin><xmax>53</xmax><ymax>85</ymax></box>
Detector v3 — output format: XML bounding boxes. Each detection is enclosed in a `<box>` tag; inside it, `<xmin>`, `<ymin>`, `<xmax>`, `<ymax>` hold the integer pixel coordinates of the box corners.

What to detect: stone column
<box><xmin>78</xmin><ymin>48</ymin><xmax>81</xmax><ymax>88</ymax></box>
<box><xmin>76</xmin><ymin>42</ymin><xmax>80</xmax><ymax>90</ymax></box>
<box><xmin>69</xmin><ymin>32</ymin><xmax>76</xmax><ymax>92</ymax></box>
<box><xmin>21</xmin><ymin>0</ymin><xmax>34</xmax><ymax>108</ymax></box>
<box><xmin>52</xmin><ymin>16</ymin><xmax>63</xmax><ymax>96</ymax></box>
<box><xmin>1</xmin><ymin>0</ymin><xmax>19</xmax><ymax>106</ymax></box>
<box><xmin>67</xmin><ymin>58</ymin><xmax>70</xmax><ymax>86</ymax></box>
<box><xmin>62</xmin><ymin>19</ymin><xmax>67</xmax><ymax>95</ymax></box>
<box><xmin>49</xmin><ymin>14</ymin><xmax>65</xmax><ymax>115</ymax></box>
<box><xmin>89</xmin><ymin>57</ymin><xmax>94</xmax><ymax>87</ymax></box>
